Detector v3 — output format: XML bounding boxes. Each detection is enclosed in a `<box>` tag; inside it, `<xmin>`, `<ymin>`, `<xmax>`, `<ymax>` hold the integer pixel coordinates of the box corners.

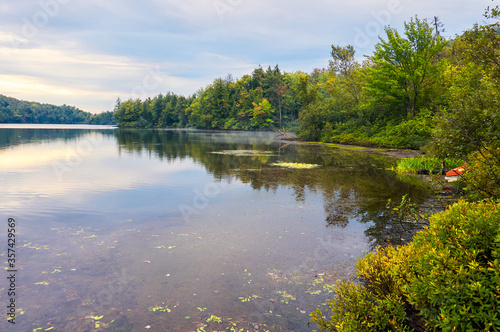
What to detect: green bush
<box><xmin>312</xmin><ymin>200</ymin><xmax>500</xmax><ymax>331</ymax></box>
<box><xmin>463</xmin><ymin>148</ymin><xmax>500</xmax><ymax>200</ymax></box>
<box><xmin>371</xmin><ymin>114</ymin><xmax>433</xmax><ymax>149</ymax></box>
<box><xmin>406</xmin><ymin>200</ymin><xmax>500</xmax><ymax>331</ymax></box>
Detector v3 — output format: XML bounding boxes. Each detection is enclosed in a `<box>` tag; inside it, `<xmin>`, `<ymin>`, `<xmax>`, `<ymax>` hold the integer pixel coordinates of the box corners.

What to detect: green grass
<box><xmin>395</xmin><ymin>156</ymin><xmax>464</xmax><ymax>174</ymax></box>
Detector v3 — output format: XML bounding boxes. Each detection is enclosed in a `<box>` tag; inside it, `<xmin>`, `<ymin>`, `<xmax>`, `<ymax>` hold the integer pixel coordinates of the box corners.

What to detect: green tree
<box><xmin>329</xmin><ymin>45</ymin><xmax>362</xmax><ymax>105</ymax></box>
<box><xmin>295</xmin><ymin>74</ymin><xmax>319</xmax><ymax>107</ymax></box>
<box><xmin>366</xmin><ymin>16</ymin><xmax>446</xmax><ymax>118</ymax></box>
<box><xmin>427</xmin><ymin>17</ymin><xmax>500</xmax><ymax>199</ymax></box>
<box><xmin>297</xmin><ymin>100</ymin><xmax>325</xmax><ymax>141</ymax></box>
<box><xmin>251</xmin><ymin>98</ymin><xmax>274</xmax><ymax>129</ymax></box>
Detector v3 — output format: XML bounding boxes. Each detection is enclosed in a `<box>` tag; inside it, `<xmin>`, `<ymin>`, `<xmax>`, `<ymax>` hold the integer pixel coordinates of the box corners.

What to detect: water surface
<box><xmin>0</xmin><ymin>125</ymin><xmax>430</xmax><ymax>331</ymax></box>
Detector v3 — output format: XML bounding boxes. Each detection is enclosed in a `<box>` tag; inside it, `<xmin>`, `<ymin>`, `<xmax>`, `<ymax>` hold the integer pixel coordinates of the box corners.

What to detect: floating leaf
<box><xmin>35</xmin><ymin>281</ymin><xmax>49</xmax><ymax>285</ymax></box>
<box><xmin>276</xmin><ymin>290</ymin><xmax>296</xmax><ymax>303</ymax></box>
<box><xmin>323</xmin><ymin>284</ymin><xmax>336</xmax><ymax>293</ymax></box>
<box><xmin>239</xmin><ymin>294</ymin><xmax>261</xmax><ymax>302</ymax></box>
<box><xmin>206</xmin><ymin>315</ymin><xmax>222</xmax><ymax>323</ymax></box>
<box><xmin>148</xmin><ymin>305</ymin><xmax>171</xmax><ymax>313</ymax></box>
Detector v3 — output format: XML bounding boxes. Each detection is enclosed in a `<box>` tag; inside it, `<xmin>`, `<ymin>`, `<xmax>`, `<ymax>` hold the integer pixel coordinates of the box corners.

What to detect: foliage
<box><xmin>251</xmin><ymin>98</ymin><xmax>274</xmax><ymax>129</ymax></box>
<box><xmin>366</xmin><ymin>16</ymin><xmax>446</xmax><ymax>118</ymax></box>
<box><xmin>427</xmin><ymin>64</ymin><xmax>500</xmax><ymax>159</ymax></box>
<box><xmin>406</xmin><ymin>200</ymin><xmax>500</xmax><ymax>331</ymax></box>
<box><xmin>295</xmin><ymin>16</ymin><xmax>448</xmax><ymax>149</ymax></box>
<box><xmin>395</xmin><ymin>156</ymin><xmax>464</xmax><ymax>174</ymax></box>
<box><xmin>311</xmin><ymin>244</ymin><xmax>415</xmax><ymax>332</ymax></box>
<box><xmin>114</xmin><ymin>65</ymin><xmax>302</xmax><ymax>131</ymax></box>
<box><xmin>387</xmin><ymin>194</ymin><xmax>431</xmax><ymax>231</ymax></box>
<box><xmin>311</xmin><ymin>277</ymin><xmax>411</xmax><ymax>332</ymax></box>
<box><xmin>312</xmin><ymin>199</ymin><xmax>500</xmax><ymax>331</ymax></box>
<box><xmin>370</xmin><ymin>112</ymin><xmax>434</xmax><ymax>149</ymax></box>
<box><xmin>426</xmin><ymin>16</ymin><xmax>500</xmax><ymax>199</ymax></box>
<box><xmin>0</xmin><ymin>94</ymin><xmax>116</xmax><ymax>125</ymax></box>
<box><xmin>1</xmin><ymin>9</ymin><xmax>497</xmax><ymax>162</ymax></box>
<box><xmin>463</xmin><ymin>148</ymin><xmax>500</xmax><ymax>200</ymax></box>
<box><xmin>88</xmin><ymin>111</ymin><xmax>117</xmax><ymax>125</ymax></box>
<box><xmin>297</xmin><ymin>100</ymin><xmax>326</xmax><ymax>141</ymax></box>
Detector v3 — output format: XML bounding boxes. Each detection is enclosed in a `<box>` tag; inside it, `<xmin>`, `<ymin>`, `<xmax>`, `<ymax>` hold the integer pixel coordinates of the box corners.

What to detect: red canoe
<box><xmin>445</xmin><ymin>164</ymin><xmax>466</xmax><ymax>181</ymax></box>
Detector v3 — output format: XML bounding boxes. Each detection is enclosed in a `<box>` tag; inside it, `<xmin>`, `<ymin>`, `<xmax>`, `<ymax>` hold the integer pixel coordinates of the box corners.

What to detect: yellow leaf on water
<box><xmin>35</xmin><ymin>281</ymin><xmax>49</xmax><ymax>285</ymax></box>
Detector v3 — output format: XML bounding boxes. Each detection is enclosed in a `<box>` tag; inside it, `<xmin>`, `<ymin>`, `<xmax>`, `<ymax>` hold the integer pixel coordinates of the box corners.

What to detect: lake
<box><xmin>0</xmin><ymin>124</ymin><xmax>431</xmax><ymax>331</ymax></box>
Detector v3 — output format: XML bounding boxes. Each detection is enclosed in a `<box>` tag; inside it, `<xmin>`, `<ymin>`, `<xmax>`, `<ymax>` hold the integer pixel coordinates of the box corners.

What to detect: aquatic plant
<box><xmin>271</xmin><ymin>162</ymin><xmax>320</xmax><ymax>169</ymax></box>
<box><xmin>148</xmin><ymin>304</ymin><xmax>171</xmax><ymax>313</ymax></box>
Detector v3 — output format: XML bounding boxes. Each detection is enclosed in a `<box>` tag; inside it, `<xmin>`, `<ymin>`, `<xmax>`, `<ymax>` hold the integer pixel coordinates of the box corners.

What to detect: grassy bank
<box><xmin>394</xmin><ymin>156</ymin><xmax>464</xmax><ymax>174</ymax></box>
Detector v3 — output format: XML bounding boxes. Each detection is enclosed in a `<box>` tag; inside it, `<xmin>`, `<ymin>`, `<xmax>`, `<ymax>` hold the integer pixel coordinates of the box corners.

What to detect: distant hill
<box><xmin>0</xmin><ymin>94</ymin><xmax>117</xmax><ymax>125</ymax></box>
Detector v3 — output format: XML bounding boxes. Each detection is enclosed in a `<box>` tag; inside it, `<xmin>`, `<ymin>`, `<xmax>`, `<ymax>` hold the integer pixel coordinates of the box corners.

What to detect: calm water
<box><xmin>0</xmin><ymin>125</ymin><xmax>430</xmax><ymax>331</ymax></box>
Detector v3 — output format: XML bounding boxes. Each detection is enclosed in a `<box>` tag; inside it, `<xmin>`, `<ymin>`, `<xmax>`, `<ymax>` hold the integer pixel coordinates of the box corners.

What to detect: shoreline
<box><xmin>279</xmin><ymin>137</ymin><xmax>423</xmax><ymax>159</ymax></box>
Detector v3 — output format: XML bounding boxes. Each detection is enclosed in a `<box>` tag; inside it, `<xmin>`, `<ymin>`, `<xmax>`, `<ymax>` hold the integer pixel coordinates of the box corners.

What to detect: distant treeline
<box><xmin>114</xmin><ymin>14</ymin><xmax>500</xmax><ymax>154</ymax></box>
<box><xmin>114</xmin><ymin>65</ymin><xmax>302</xmax><ymax>131</ymax></box>
<box><xmin>0</xmin><ymin>94</ymin><xmax>116</xmax><ymax>125</ymax></box>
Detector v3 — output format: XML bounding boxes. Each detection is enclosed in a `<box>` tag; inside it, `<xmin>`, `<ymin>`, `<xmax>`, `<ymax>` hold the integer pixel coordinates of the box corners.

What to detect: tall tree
<box><xmin>366</xmin><ymin>16</ymin><xmax>446</xmax><ymax>118</ymax></box>
<box><xmin>328</xmin><ymin>45</ymin><xmax>363</xmax><ymax>106</ymax></box>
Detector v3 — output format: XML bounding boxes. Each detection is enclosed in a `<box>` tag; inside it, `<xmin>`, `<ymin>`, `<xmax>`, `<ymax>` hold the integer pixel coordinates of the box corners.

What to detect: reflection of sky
<box><xmin>0</xmin><ymin>131</ymin><xmax>231</xmax><ymax>233</ymax></box>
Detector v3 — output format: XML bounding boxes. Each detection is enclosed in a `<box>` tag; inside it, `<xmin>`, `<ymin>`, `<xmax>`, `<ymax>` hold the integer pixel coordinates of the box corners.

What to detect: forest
<box><xmin>0</xmin><ymin>94</ymin><xmax>116</xmax><ymax>125</ymax></box>
<box><xmin>114</xmin><ymin>12</ymin><xmax>498</xmax><ymax>153</ymax></box>
<box><xmin>113</xmin><ymin>65</ymin><xmax>301</xmax><ymax>131</ymax></box>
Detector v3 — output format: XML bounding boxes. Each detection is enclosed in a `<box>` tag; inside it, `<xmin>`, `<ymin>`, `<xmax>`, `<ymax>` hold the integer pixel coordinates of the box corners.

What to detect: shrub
<box><xmin>406</xmin><ymin>200</ymin><xmax>500</xmax><ymax>331</ymax></box>
<box><xmin>463</xmin><ymin>147</ymin><xmax>500</xmax><ymax>200</ymax></box>
<box><xmin>312</xmin><ymin>200</ymin><xmax>500</xmax><ymax>331</ymax></box>
<box><xmin>311</xmin><ymin>278</ymin><xmax>412</xmax><ymax>332</ymax></box>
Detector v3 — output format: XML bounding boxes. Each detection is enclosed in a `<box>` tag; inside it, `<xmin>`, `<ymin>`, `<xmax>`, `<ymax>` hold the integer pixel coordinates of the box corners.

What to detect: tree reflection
<box><xmin>114</xmin><ymin>129</ymin><xmax>433</xmax><ymax>247</ymax></box>
<box><xmin>0</xmin><ymin>127</ymin><xmax>115</xmax><ymax>150</ymax></box>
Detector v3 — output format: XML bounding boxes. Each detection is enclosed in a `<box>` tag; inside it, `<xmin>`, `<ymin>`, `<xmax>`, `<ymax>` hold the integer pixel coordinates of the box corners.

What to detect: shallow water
<box><xmin>0</xmin><ymin>125</ymin><xmax>430</xmax><ymax>331</ymax></box>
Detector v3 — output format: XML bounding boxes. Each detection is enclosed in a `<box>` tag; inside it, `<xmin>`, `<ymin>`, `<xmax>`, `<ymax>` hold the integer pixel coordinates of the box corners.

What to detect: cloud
<box><xmin>0</xmin><ymin>0</ymin><xmax>495</xmax><ymax>113</ymax></box>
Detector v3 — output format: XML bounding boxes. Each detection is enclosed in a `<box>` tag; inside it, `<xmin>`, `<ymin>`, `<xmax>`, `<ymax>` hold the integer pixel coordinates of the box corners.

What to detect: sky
<box><xmin>0</xmin><ymin>0</ymin><xmax>496</xmax><ymax>113</ymax></box>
